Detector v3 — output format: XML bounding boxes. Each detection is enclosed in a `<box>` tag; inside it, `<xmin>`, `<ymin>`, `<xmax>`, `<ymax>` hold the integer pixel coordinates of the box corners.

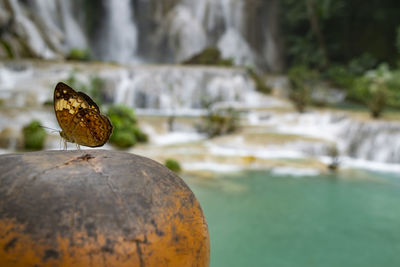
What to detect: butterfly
<box><xmin>54</xmin><ymin>82</ymin><xmax>113</xmax><ymax>148</ymax></box>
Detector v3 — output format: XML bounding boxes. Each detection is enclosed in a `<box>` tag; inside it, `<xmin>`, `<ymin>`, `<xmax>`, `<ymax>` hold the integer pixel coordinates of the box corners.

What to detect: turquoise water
<box><xmin>184</xmin><ymin>170</ymin><xmax>400</xmax><ymax>267</ymax></box>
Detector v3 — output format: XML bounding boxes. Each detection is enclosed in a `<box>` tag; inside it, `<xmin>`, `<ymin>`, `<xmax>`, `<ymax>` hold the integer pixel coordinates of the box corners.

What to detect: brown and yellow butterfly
<box><xmin>54</xmin><ymin>82</ymin><xmax>113</xmax><ymax>148</ymax></box>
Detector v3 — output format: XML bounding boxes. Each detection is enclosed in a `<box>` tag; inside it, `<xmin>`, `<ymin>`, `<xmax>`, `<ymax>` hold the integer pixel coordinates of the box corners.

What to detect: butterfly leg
<box><xmin>63</xmin><ymin>140</ymin><xmax>67</xmax><ymax>150</ymax></box>
<box><xmin>76</xmin><ymin>143</ymin><xmax>81</xmax><ymax>150</ymax></box>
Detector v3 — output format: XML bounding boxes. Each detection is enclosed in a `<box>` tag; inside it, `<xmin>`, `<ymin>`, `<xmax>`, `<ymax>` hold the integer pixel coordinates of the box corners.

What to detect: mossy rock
<box><xmin>0</xmin><ymin>150</ymin><xmax>209</xmax><ymax>266</ymax></box>
<box><xmin>0</xmin><ymin>40</ymin><xmax>14</xmax><ymax>58</ymax></box>
<box><xmin>66</xmin><ymin>48</ymin><xmax>91</xmax><ymax>61</ymax></box>
<box><xmin>183</xmin><ymin>47</ymin><xmax>233</xmax><ymax>66</ymax></box>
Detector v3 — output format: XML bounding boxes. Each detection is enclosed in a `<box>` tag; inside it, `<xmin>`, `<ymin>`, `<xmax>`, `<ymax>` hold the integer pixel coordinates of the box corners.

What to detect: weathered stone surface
<box><xmin>0</xmin><ymin>150</ymin><xmax>209</xmax><ymax>266</ymax></box>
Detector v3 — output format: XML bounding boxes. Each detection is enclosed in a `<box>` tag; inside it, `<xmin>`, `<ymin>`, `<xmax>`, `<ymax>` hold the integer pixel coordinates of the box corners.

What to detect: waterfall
<box><xmin>109</xmin><ymin>66</ymin><xmax>256</xmax><ymax>114</ymax></box>
<box><xmin>0</xmin><ymin>61</ymin><xmax>399</xmax><ymax>167</ymax></box>
<box><xmin>1</xmin><ymin>0</ymin><xmax>283</xmax><ymax>69</ymax></box>
<box><xmin>165</xmin><ymin>6</ymin><xmax>207</xmax><ymax>62</ymax></box>
<box><xmin>173</xmin><ymin>0</ymin><xmax>254</xmax><ymax>65</ymax></box>
<box><xmin>102</xmin><ymin>0</ymin><xmax>138</xmax><ymax>63</ymax></box>
<box><xmin>59</xmin><ymin>1</ymin><xmax>87</xmax><ymax>50</ymax></box>
<box><xmin>8</xmin><ymin>0</ymin><xmax>55</xmax><ymax>58</ymax></box>
<box><xmin>32</xmin><ymin>0</ymin><xmax>87</xmax><ymax>51</ymax></box>
<box><xmin>341</xmin><ymin>121</ymin><xmax>400</xmax><ymax>163</ymax></box>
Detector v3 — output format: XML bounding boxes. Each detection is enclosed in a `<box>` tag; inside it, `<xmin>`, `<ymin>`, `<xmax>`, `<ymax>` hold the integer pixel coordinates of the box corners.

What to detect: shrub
<box><xmin>327</xmin><ymin>144</ymin><xmax>340</xmax><ymax>172</ymax></box>
<box><xmin>324</xmin><ymin>64</ymin><xmax>356</xmax><ymax>89</ymax></box>
<box><xmin>366</xmin><ymin>65</ymin><xmax>390</xmax><ymax>118</ymax></box>
<box><xmin>288</xmin><ymin>65</ymin><xmax>318</xmax><ymax>112</ymax></box>
<box><xmin>198</xmin><ymin>107</ymin><xmax>239</xmax><ymax>138</ymax></box>
<box><xmin>107</xmin><ymin>105</ymin><xmax>148</xmax><ymax>148</ymax></box>
<box><xmin>165</xmin><ymin>159</ymin><xmax>182</xmax><ymax>173</ymax></box>
<box><xmin>324</xmin><ymin>54</ymin><xmax>377</xmax><ymax>95</ymax></box>
<box><xmin>347</xmin><ymin>53</ymin><xmax>377</xmax><ymax>76</ymax></box>
<box><xmin>369</xmin><ymin>86</ymin><xmax>387</xmax><ymax>118</ymax></box>
<box><xmin>385</xmin><ymin>68</ymin><xmax>400</xmax><ymax>108</ymax></box>
<box><xmin>247</xmin><ymin>67</ymin><xmax>271</xmax><ymax>94</ymax></box>
<box><xmin>22</xmin><ymin>120</ymin><xmax>46</xmax><ymax>150</ymax></box>
<box><xmin>349</xmin><ymin>64</ymin><xmax>390</xmax><ymax>118</ymax></box>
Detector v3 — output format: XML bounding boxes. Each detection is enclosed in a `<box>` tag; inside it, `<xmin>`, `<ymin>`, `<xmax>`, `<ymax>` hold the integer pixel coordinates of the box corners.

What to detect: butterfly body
<box><xmin>54</xmin><ymin>82</ymin><xmax>113</xmax><ymax>147</ymax></box>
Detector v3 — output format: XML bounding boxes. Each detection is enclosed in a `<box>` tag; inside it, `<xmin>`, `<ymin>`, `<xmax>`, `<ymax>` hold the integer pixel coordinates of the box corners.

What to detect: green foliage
<box><xmin>107</xmin><ymin>105</ymin><xmax>148</xmax><ymax>148</ymax></box>
<box><xmin>65</xmin><ymin>72</ymin><xmax>105</xmax><ymax>106</ymax></box>
<box><xmin>369</xmin><ymin>86</ymin><xmax>387</xmax><ymax>118</ymax></box>
<box><xmin>396</xmin><ymin>25</ymin><xmax>400</xmax><ymax>55</ymax></box>
<box><xmin>324</xmin><ymin>64</ymin><xmax>355</xmax><ymax>89</ymax></box>
<box><xmin>182</xmin><ymin>47</ymin><xmax>234</xmax><ymax>66</ymax></box>
<box><xmin>321</xmin><ymin>53</ymin><xmax>379</xmax><ymax>107</ymax></box>
<box><xmin>347</xmin><ymin>53</ymin><xmax>377</xmax><ymax>75</ymax></box>
<box><xmin>198</xmin><ymin>107</ymin><xmax>239</xmax><ymax>138</ymax></box>
<box><xmin>288</xmin><ymin>65</ymin><xmax>318</xmax><ymax>112</ymax></box>
<box><xmin>247</xmin><ymin>67</ymin><xmax>271</xmax><ymax>94</ymax></box>
<box><xmin>286</xmin><ymin>33</ymin><xmax>326</xmax><ymax>69</ymax></box>
<box><xmin>67</xmin><ymin>48</ymin><xmax>91</xmax><ymax>61</ymax></box>
<box><xmin>365</xmin><ymin>64</ymin><xmax>390</xmax><ymax>118</ymax></box>
<box><xmin>386</xmin><ymin>69</ymin><xmax>400</xmax><ymax>107</ymax></box>
<box><xmin>324</xmin><ymin>54</ymin><xmax>376</xmax><ymax>90</ymax></box>
<box><xmin>165</xmin><ymin>159</ymin><xmax>182</xmax><ymax>173</ymax></box>
<box><xmin>346</xmin><ymin>76</ymin><xmax>368</xmax><ymax>104</ymax></box>
<box><xmin>348</xmin><ymin>64</ymin><xmax>390</xmax><ymax>118</ymax></box>
<box><xmin>281</xmin><ymin>0</ymin><xmax>400</xmax><ymax>68</ymax></box>
<box><xmin>22</xmin><ymin>120</ymin><xmax>46</xmax><ymax>150</ymax></box>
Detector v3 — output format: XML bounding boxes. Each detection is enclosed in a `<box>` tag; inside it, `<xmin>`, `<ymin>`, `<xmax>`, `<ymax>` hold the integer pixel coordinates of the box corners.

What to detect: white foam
<box><xmin>270</xmin><ymin>167</ymin><xmax>320</xmax><ymax>177</ymax></box>
<box><xmin>152</xmin><ymin>132</ymin><xmax>206</xmax><ymax>146</ymax></box>
<box><xmin>340</xmin><ymin>157</ymin><xmax>400</xmax><ymax>174</ymax></box>
<box><xmin>183</xmin><ymin>162</ymin><xmax>242</xmax><ymax>172</ymax></box>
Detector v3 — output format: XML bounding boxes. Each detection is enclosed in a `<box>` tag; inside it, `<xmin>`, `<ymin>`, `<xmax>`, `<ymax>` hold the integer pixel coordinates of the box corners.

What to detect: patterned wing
<box><xmin>69</xmin><ymin>109</ymin><xmax>113</xmax><ymax>147</ymax></box>
<box><xmin>54</xmin><ymin>82</ymin><xmax>100</xmax><ymax>142</ymax></box>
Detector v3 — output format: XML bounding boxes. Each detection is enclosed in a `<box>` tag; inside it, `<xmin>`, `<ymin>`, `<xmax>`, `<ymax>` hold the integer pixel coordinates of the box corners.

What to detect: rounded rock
<box><xmin>0</xmin><ymin>150</ymin><xmax>209</xmax><ymax>266</ymax></box>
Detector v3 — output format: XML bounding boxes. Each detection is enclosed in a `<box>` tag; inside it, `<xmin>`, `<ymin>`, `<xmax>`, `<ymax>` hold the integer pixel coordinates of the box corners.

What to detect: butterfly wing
<box><xmin>69</xmin><ymin>109</ymin><xmax>113</xmax><ymax>147</ymax></box>
<box><xmin>54</xmin><ymin>82</ymin><xmax>101</xmax><ymax>143</ymax></box>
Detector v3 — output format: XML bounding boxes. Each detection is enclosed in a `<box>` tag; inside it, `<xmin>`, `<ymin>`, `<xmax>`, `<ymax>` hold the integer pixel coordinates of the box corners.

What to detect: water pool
<box><xmin>185</xmin><ymin>170</ymin><xmax>400</xmax><ymax>267</ymax></box>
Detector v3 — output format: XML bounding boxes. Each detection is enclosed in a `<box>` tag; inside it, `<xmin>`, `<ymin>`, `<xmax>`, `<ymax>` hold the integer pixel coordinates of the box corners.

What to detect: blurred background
<box><xmin>1</xmin><ymin>0</ymin><xmax>400</xmax><ymax>266</ymax></box>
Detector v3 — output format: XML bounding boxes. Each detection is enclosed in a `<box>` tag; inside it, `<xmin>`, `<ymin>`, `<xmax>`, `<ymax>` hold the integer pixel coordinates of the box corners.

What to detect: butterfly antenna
<box><xmin>40</xmin><ymin>125</ymin><xmax>60</xmax><ymax>134</ymax></box>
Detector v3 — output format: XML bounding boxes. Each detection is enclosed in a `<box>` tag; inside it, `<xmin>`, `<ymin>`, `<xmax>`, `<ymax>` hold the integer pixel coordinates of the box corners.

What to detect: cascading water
<box><xmin>32</xmin><ymin>0</ymin><xmax>87</xmax><ymax>51</ymax></box>
<box><xmin>164</xmin><ymin>6</ymin><xmax>207</xmax><ymax>62</ymax></box>
<box><xmin>109</xmin><ymin>66</ymin><xmax>258</xmax><ymax>114</ymax></box>
<box><xmin>101</xmin><ymin>0</ymin><xmax>138</xmax><ymax>63</ymax></box>
<box><xmin>169</xmin><ymin>0</ymin><xmax>254</xmax><ymax>65</ymax></box>
<box><xmin>0</xmin><ymin>61</ymin><xmax>399</xmax><ymax>170</ymax></box>
<box><xmin>7</xmin><ymin>0</ymin><xmax>55</xmax><ymax>58</ymax></box>
<box><xmin>340</xmin><ymin>121</ymin><xmax>400</xmax><ymax>163</ymax></box>
<box><xmin>59</xmin><ymin>1</ymin><xmax>87</xmax><ymax>50</ymax></box>
<box><xmin>1</xmin><ymin>0</ymin><xmax>282</xmax><ymax>69</ymax></box>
